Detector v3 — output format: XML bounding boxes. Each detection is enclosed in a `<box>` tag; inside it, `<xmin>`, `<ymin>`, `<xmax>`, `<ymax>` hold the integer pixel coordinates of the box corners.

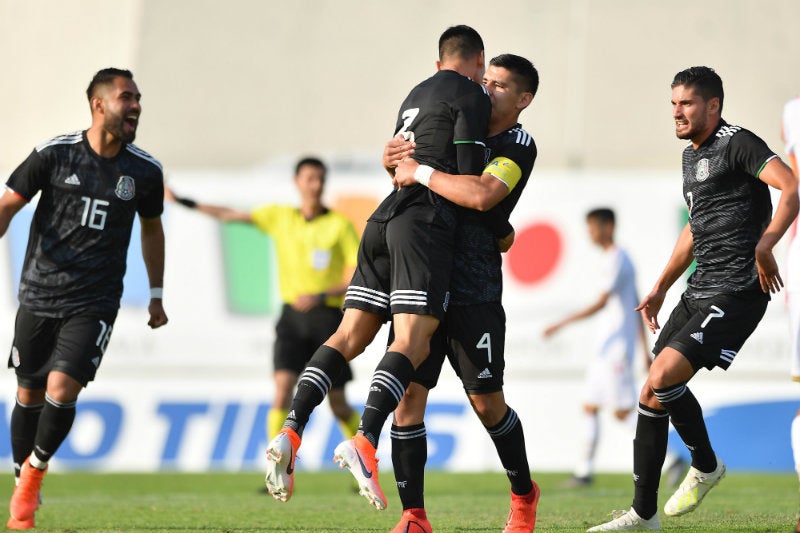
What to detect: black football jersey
<box><xmin>682</xmin><ymin>121</ymin><xmax>777</xmax><ymax>298</ymax></box>
<box><xmin>6</xmin><ymin>130</ymin><xmax>164</xmax><ymax>317</ymax></box>
<box><xmin>450</xmin><ymin>125</ymin><xmax>537</xmax><ymax>305</ymax></box>
<box><xmin>370</xmin><ymin>69</ymin><xmax>491</xmax><ymax>223</ymax></box>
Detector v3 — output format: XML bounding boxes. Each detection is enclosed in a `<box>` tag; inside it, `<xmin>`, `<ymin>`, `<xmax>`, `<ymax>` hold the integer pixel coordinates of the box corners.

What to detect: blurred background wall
<box><xmin>1</xmin><ymin>0</ymin><xmax>799</xmax><ymax>173</ymax></box>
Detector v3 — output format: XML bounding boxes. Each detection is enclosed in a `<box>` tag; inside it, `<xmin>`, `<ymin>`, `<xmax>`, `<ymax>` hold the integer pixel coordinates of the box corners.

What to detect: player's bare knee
<box><xmin>639</xmin><ymin>383</ymin><xmax>660</xmax><ymax>408</ymax></box>
<box><xmin>16</xmin><ymin>387</ymin><xmax>45</xmax><ymax>405</ymax></box>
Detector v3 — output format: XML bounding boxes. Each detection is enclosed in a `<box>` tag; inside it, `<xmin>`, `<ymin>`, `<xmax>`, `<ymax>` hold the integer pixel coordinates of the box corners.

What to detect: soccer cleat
<box><xmin>664</xmin><ymin>455</ymin><xmax>726</xmax><ymax>517</ymax></box>
<box><xmin>9</xmin><ymin>458</ymin><xmax>45</xmax><ymax>523</ymax></box>
<box><xmin>333</xmin><ymin>434</ymin><xmax>387</xmax><ymax>510</ymax></box>
<box><xmin>264</xmin><ymin>428</ymin><xmax>301</xmax><ymax>502</ymax></box>
<box><xmin>6</xmin><ymin>515</ymin><xmax>34</xmax><ymax>530</ymax></box>
<box><xmin>503</xmin><ymin>482</ymin><xmax>541</xmax><ymax>533</ymax></box>
<box><xmin>586</xmin><ymin>508</ymin><xmax>661</xmax><ymax>531</ymax></box>
<box><xmin>390</xmin><ymin>507</ymin><xmax>432</xmax><ymax>533</ymax></box>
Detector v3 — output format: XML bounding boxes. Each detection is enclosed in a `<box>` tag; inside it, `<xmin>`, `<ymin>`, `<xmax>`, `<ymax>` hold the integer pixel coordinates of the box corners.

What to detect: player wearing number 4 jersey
<box><xmin>0</xmin><ymin>68</ymin><xmax>168</xmax><ymax>530</ymax></box>
<box><xmin>264</xmin><ymin>25</ymin><xmax>492</xmax><ymax>506</ymax></box>
<box><xmin>388</xmin><ymin>53</ymin><xmax>540</xmax><ymax>533</ymax></box>
<box><xmin>588</xmin><ymin>66</ymin><xmax>798</xmax><ymax>532</ymax></box>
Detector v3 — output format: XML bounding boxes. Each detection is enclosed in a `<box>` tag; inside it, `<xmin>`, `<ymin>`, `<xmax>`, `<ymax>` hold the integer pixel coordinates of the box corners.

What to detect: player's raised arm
<box><xmin>754</xmin><ymin>157</ymin><xmax>799</xmax><ymax>293</ymax></box>
<box><xmin>167</xmin><ymin>186</ymin><xmax>253</xmax><ymax>223</ymax></box>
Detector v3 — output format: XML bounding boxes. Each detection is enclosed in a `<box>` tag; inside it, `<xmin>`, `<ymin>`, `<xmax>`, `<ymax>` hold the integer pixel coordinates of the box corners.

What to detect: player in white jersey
<box><xmin>544</xmin><ymin>208</ymin><xmax>682</xmax><ymax>486</ymax></box>
<box><xmin>781</xmin><ymin>95</ymin><xmax>800</xmax><ymax>533</ymax></box>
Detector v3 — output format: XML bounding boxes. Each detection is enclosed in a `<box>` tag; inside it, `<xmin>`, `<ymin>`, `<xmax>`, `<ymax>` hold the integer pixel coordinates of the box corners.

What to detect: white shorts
<box><xmin>788</xmin><ymin>290</ymin><xmax>800</xmax><ymax>381</ymax></box>
<box><xmin>583</xmin><ymin>356</ymin><xmax>637</xmax><ymax>411</ymax></box>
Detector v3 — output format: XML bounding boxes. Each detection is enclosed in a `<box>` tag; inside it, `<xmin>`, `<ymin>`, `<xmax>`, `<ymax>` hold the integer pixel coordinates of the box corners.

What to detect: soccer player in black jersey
<box><xmin>388</xmin><ymin>54</ymin><xmax>539</xmax><ymax>533</ymax></box>
<box><xmin>0</xmin><ymin>68</ymin><xmax>167</xmax><ymax>530</ymax></box>
<box><xmin>264</xmin><ymin>25</ymin><xmax>491</xmax><ymax>508</ymax></box>
<box><xmin>589</xmin><ymin>67</ymin><xmax>799</xmax><ymax>531</ymax></box>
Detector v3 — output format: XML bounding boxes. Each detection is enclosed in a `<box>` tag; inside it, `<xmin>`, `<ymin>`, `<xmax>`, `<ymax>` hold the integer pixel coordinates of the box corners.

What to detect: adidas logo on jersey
<box><xmin>64</xmin><ymin>173</ymin><xmax>81</xmax><ymax>185</ymax></box>
<box><xmin>690</xmin><ymin>332</ymin><xmax>704</xmax><ymax>344</ymax></box>
<box><xmin>477</xmin><ymin>368</ymin><xmax>493</xmax><ymax>379</ymax></box>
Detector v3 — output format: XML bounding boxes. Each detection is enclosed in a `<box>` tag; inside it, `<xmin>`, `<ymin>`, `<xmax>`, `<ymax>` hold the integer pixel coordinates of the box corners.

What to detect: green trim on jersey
<box><xmin>755</xmin><ymin>155</ymin><xmax>778</xmax><ymax>177</ymax></box>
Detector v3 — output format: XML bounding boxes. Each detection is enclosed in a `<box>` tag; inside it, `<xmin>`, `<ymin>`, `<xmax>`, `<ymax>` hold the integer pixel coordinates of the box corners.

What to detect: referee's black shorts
<box><xmin>344</xmin><ymin>203</ymin><xmax>456</xmax><ymax>321</ymax></box>
<box><xmin>273</xmin><ymin>304</ymin><xmax>352</xmax><ymax>387</ymax></box>
<box><xmin>653</xmin><ymin>290</ymin><xmax>768</xmax><ymax>371</ymax></box>
<box><xmin>9</xmin><ymin>307</ymin><xmax>117</xmax><ymax>388</ymax></box>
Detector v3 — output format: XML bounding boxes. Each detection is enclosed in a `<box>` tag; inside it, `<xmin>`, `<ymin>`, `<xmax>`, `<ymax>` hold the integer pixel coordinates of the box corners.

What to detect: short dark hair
<box><xmin>87</xmin><ymin>68</ymin><xmax>133</xmax><ymax>100</ymax></box>
<box><xmin>586</xmin><ymin>207</ymin><xmax>615</xmax><ymax>225</ymax></box>
<box><xmin>671</xmin><ymin>66</ymin><xmax>724</xmax><ymax>113</ymax></box>
<box><xmin>295</xmin><ymin>156</ymin><xmax>327</xmax><ymax>178</ymax></box>
<box><xmin>438</xmin><ymin>25</ymin><xmax>484</xmax><ymax>62</ymax></box>
<box><xmin>490</xmin><ymin>54</ymin><xmax>539</xmax><ymax>97</ymax></box>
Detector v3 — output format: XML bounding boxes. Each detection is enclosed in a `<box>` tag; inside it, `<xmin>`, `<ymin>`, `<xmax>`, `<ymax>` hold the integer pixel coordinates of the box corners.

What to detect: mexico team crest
<box><xmin>695</xmin><ymin>159</ymin><xmax>710</xmax><ymax>182</ymax></box>
<box><xmin>115</xmin><ymin>176</ymin><xmax>136</xmax><ymax>200</ymax></box>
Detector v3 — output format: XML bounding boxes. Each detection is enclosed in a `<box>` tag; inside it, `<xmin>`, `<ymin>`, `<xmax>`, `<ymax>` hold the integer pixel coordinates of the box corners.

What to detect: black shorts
<box><xmin>273</xmin><ymin>304</ymin><xmax>352</xmax><ymax>387</ymax></box>
<box><xmin>8</xmin><ymin>307</ymin><xmax>117</xmax><ymax>388</ymax></box>
<box><xmin>412</xmin><ymin>302</ymin><xmax>506</xmax><ymax>394</ymax></box>
<box><xmin>653</xmin><ymin>290</ymin><xmax>769</xmax><ymax>371</ymax></box>
<box><xmin>344</xmin><ymin>204</ymin><xmax>456</xmax><ymax>321</ymax></box>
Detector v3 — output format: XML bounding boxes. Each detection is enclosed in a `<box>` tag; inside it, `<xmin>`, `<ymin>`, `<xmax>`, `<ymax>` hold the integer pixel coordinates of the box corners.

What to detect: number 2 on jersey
<box><xmin>397</xmin><ymin>108</ymin><xmax>419</xmax><ymax>142</ymax></box>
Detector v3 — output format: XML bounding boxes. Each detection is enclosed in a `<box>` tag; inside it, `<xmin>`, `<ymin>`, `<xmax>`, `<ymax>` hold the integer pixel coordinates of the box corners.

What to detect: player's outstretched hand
<box><xmin>755</xmin><ymin>244</ymin><xmax>783</xmax><ymax>294</ymax></box>
<box><xmin>148</xmin><ymin>300</ymin><xmax>169</xmax><ymax>329</ymax></box>
<box><xmin>164</xmin><ymin>186</ymin><xmax>197</xmax><ymax>209</ymax></box>
<box><xmin>542</xmin><ymin>323</ymin><xmax>560</xmax><ymax>338</ymax></box>
<box><xmin>635</xmin><ymin>290</ymin><xmax>665</xmax><ymax>333</ymax></box>
<box><xmin>382</xmin><ymin>134</ymin><xmax>415</xmax><ymax>172</ymax></box>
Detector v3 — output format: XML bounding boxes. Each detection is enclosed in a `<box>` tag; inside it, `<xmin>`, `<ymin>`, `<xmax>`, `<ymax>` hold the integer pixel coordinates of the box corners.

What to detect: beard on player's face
<box><xmin>104</xmin><ymin>111</ymin><xmax>136</xmax><ymax>144</ymax></box>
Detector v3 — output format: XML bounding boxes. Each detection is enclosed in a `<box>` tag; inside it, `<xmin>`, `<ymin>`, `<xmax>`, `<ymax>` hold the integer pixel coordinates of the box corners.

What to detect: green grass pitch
<box><xmin>3</xmin><ymin>470</ymin><xmax>797</xmax><ymax>532</ymax></box>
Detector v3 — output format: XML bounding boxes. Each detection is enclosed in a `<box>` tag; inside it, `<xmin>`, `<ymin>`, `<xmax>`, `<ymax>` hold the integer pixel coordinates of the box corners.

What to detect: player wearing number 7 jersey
<box><xmin>0</xmin><ymin>68</ymin><xmax>167</xmax><ymax>530</ymax></box>
<box><xmin>588</xmin><ymin>66</ymin><xmax>798</xmax><ymax>531</ymax></box>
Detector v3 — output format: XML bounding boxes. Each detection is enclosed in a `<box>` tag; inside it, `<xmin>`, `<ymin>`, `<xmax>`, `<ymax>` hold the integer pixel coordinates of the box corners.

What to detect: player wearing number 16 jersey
<box><xmin>0</xmin><ymin>68</ymin><xmax>167</xmax><ymax>530</ymax></box>
<box><xmin>589</xmin><ymin>66</ymin><xmax>798</xmax><ymax>531</ymax></box>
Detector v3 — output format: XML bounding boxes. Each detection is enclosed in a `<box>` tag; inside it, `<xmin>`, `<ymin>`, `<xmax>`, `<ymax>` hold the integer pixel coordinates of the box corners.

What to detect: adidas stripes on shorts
<box><xmin>653</xmin><ymin>290</ymin><xmax>768</xmax><ymax>371</ymax></box>
<box><xmin>343</xmin><ymin>203</ymin><xmax>456</xmax><ymax>322</ymax></box>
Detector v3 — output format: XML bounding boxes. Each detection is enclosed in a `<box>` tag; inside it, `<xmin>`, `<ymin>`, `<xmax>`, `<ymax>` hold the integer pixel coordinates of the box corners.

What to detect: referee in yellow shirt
<box><xmin>168</xmin><ymin>157</ymin><xmax>361</xmax><ymax>441</ymax></box>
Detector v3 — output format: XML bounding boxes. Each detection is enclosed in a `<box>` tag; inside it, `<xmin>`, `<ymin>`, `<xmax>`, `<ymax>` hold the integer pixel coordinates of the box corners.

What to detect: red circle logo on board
<box><xmin>507</xmin><ymin>222</ymin><xmax>562</xmax><ymax>285</ymax></box>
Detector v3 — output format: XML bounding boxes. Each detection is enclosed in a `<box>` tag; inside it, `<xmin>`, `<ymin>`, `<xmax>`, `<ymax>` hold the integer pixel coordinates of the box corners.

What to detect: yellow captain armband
<box><xmin>483</xmin><ymin>157</ymin><xmax>522</xmax><ymax>191</ymax></box>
